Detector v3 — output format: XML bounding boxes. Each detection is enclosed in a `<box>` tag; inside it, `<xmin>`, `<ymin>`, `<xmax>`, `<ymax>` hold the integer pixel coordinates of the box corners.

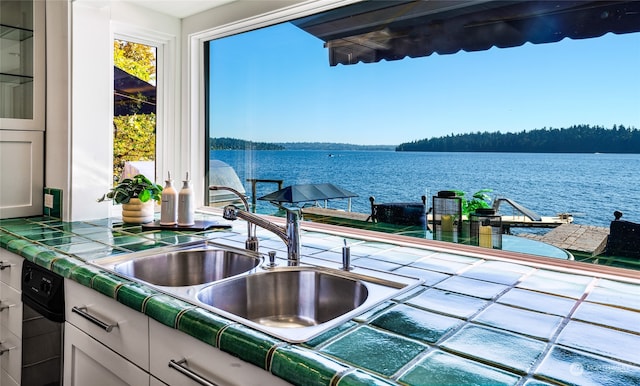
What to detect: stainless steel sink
<box><xmin>194</xmin><ymin>266</ymin><xmax>422</xmax><ymax>342</ymax></box>
<box><xmin>113</xmin><ymin>249</ymin><xmax>261</xmax><ymax>286</ymax></box>
<box><xmin>196</xmin><ymin>268</ymin><xmax>368</xmax><ymax>327</ymax></box>
<box><xmin>91</xmin><ymin>243</ymin><xmax>422</xmax><ymax>343</ymax></box>
<box><xmin>90</xmin><ymin>242</ymin><xmax>262</xmax><ymax>289</ymax></box>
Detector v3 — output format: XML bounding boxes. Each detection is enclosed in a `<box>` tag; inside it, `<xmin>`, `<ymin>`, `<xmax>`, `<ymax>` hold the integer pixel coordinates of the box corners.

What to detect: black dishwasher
<box><xmin>21</xmin><ymin>260</ymin><xmax>65</xmax><ymax>386</ymax></box>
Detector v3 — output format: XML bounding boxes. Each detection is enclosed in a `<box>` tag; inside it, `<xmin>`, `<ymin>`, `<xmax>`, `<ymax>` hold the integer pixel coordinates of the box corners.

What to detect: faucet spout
<box><xmin>209</xmin><ymin>186</ymin><xmax>258</xmax><ymax>251</ymax></box>
<box><xmin>223</xmin><ymin>205</ymin><xmax>301</xmax><ymax>265</ymax></box>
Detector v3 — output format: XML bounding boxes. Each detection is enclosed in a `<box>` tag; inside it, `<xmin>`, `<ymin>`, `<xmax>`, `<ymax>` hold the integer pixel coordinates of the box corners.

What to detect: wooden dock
<box><xmin>518</xmin><ymin>224</ymin><xmax>609</xmax><ymax>257</ymax></box>
<box><xmin>301</xmin><ymin>207</ymin><xmax>371</xmax><ymax>222</ymax></box>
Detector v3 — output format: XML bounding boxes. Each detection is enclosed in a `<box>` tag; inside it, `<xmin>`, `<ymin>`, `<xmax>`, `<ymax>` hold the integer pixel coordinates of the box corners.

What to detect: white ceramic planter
<box><xmin>121</xmin><ymin>198</ymin><xmax>155</xmax><ymax>224</ymax></box>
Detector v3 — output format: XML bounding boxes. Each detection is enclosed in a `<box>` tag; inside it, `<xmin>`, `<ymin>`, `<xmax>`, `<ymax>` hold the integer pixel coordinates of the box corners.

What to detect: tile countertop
<box><xmin>1</xmin><ymin>214</ymin><xmax>640</xmax><ymax>386</ymax></box>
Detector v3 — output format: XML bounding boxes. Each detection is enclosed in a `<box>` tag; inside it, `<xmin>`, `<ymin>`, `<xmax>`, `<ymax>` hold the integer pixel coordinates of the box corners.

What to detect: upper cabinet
<box><xmin>0</xmin><ymin>0</ymin><xmax>44</xmax><ymax>130</ymax></box>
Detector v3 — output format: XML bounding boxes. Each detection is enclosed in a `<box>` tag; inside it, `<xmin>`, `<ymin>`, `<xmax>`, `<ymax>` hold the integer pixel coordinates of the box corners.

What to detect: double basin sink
<box><xmin>91</xmin><ymin>242</ymin><xmax>421</xmax><ymax>342</ymax></box>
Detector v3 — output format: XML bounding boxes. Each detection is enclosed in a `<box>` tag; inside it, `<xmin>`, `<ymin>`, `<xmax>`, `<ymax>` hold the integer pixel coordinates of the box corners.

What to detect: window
<box><xmin>113</xmin><ymin>39</ymin><xmax>157</xmax><ymax>183</ymax></box>
<box><xmin>204</xmin><ymin>1</ymin><xmax>640</xmax><ymax>262</ymax></box>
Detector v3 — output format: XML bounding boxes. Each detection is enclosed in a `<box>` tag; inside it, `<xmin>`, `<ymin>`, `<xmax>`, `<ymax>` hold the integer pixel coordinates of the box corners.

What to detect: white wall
<box><xmin>46</xmin><ymin>0</ymin><xmax>180</xmax><ymax>221</ymax></box>
<box><xmin>46</xmin><ymin>0</ymin><xmax>351</xmax><ymax>220</ymax></box>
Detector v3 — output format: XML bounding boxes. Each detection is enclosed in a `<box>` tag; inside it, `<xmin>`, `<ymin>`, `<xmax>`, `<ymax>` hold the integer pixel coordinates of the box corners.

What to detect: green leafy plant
<box><xmin>97</xmin><ymin>174</ymin><xmax>162</xmax><ymax>204</ymax></box>
<box><xmin>453</xmin><ymin>189</ymin><xmax>493</xmax><ymax>216</ymax></box>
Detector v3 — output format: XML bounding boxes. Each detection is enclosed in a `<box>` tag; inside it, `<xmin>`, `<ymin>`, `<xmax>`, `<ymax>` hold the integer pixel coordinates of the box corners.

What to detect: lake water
<box><xmin>210</xmin><ymin>150</ymin><xmax>640</xmax><ymax>229</ymax></box>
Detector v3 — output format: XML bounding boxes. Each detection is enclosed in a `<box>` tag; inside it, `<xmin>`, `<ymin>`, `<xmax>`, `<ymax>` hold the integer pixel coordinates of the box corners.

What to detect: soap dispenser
<box><xmin>159</xmin><ymin>172</ymin><xmax>177</xmax><ymax>225</ymax></box>
<box><xmin>178</xmin><ymin>172</ymin><xmax>195</xmax><ymax>226</ymax></box>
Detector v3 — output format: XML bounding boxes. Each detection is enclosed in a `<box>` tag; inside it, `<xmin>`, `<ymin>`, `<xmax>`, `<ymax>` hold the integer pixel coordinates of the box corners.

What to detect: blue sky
<box><xmin>209</xmin><ymin>22</ymin><xmax>640</xmax><ymax>146</ymax></box>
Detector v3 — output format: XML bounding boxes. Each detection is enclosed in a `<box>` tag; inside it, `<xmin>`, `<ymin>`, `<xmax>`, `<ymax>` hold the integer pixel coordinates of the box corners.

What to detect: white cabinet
<box><xmin>0</xmin><ymin>130</ymin><xmax>43</xmax><ymax>218</ymax></box>
<box><xmin>0</xmin><ymin>0</ymin><xmax>45</xmax><ymax>220</ymax></box>
<box><xmin>64</xmin><ymin>280</ymin><xmax>291</xmax><ymax>386</ymax></box>
<box><xmin>149</xmin><ymin>319</ymin><xmax>291</xmax><ymax>386</ymax></box>
<box><xmin>64</xmin><ymin>323</ymin><xmax>149</xmax><ymax>386</ymax></box>
<box><xmin>64</xmin><ymin>279</ymin><xmax>150</xmax><ymax>386</ymax></box>
<box><xmin>0</xmin><ymin>0</ymin><xmax>45</xmax><ymax>128</ymax></box>
<box><xmin>64</xmin><ymin>279</ymin><xmax>149</xmax><ymax>370</ymax></box>
<box><xmin>0</xmin><ymin>250</ymin><xmax>22</xmax><ymax>386</ymax></box>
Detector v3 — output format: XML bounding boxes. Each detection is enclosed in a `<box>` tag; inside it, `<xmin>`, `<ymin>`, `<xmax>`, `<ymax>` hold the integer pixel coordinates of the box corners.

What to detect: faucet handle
<box><xmin>223</xmin><ymin>205</ymin><xmax>238</xmax><ymax>220</ymax></box>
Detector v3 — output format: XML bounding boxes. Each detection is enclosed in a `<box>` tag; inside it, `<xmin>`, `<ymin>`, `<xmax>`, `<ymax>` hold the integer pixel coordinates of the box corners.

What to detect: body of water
<box><xmin>210</xmin><ymin>150</ymin><xmax>639</xmax><ymax>229</ymax></box>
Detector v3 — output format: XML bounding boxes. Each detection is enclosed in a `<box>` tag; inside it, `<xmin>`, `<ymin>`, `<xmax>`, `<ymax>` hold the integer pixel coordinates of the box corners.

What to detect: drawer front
<box><xmin>0</xmin><ymin>325</ymin><xmax>21</xmax><ymax>383</ymax></box>
<box><xmin>0</xmin><ymin>282</ymin><xmax>22</xmax><ymax>337</ymax></box>
<box><xmin>64</xmin><ymin>322</ymin><xmax>149</xmax><ymax>386</ymax></box>
<box><xmin>1</xmin><ymin>368</ymin><xmax>19</xmax><ymax>386</ymax></box>
<box><xmin>0</xmin><ymin>250</ymin><xmax>23</xmax><ymax>289</ymax></box>
<box><xmin>65</xmin><ymin>279</ymin><xmax>149</xmax><ymax>371</ymax></box>
<box><xmin>149</xmin><ymin>319</ymin><xmax>291</xmax><ymax>386</ymax></box>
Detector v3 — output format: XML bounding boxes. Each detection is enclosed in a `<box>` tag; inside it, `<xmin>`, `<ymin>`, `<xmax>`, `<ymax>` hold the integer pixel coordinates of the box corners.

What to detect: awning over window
<box><xmin>293</xmin><ymin>0</ymin><xmax>640</xmax><ymax>66</ymax></box>
<box><xmin>114</xmin><ymin>66</ymin><xmax>156</xmax><ymax>115</ymax></box>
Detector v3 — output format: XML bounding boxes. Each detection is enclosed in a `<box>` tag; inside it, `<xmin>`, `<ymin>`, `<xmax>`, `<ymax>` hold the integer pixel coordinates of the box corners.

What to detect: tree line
<box><xmin>209</xmin><ymin>137</ymin><xmax>285</xmax><ymax>150</ymax></box>
<box><xmin>209</xmin><ymin>138</ymin><xmax>395</xmax><ymax>151</ymax></box>
<box><xmin>396</xmin><ymin>125</ymin><xmax>640</xmax><ymax>153</ymax></box>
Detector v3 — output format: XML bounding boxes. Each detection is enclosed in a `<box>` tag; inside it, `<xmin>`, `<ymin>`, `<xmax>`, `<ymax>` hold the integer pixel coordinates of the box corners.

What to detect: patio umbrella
<box><xmin>258</xmin><ymin>183</ymin><xmax>358</xmax><ymax>209</ymax></box>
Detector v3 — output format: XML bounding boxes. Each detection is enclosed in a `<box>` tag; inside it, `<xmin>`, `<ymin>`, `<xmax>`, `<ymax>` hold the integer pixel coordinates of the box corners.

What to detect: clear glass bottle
<box><xmin>159</xmin><ymin>172</ymin><xmax>177</xmax><ymax>225</ymax></box>
<box><xmin>178</xmin><ymin>173</ymin><xmax>195</xmax><ymax>226</ymax></box>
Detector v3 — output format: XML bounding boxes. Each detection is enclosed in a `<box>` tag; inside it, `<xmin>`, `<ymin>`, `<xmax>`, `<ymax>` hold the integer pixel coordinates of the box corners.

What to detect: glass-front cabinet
<box><xmin>0</xmin><ymin>0</ymin><xmax>44</xmax><ymax>219</ymax></box>
<box><xmin>0</xmin><ymin>0</ymin><xmax>44</xmax><ymax>130</ymax></box>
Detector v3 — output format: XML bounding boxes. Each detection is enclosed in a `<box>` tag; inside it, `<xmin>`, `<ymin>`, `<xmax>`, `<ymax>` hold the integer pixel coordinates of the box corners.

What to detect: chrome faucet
<box><xmin>222</xmin><ymin>205</ymin><xmax>301</xmax><ymax>265</ymax></box>
<box><xmin>209</xmin><ymin>186</ymin><xmax>259</xmax><ymax>251</ymax></box>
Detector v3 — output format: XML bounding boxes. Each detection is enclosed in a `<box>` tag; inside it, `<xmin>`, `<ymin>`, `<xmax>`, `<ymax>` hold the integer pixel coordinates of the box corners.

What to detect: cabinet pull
<box><xmin>169</xmin><ymin>359</ymin><xmax>220</xmax><ymax>386</ymax></box>
<box><xmin>0</xmin><ymin>342</ymin><xmax>15</xmax><ymax>356</ymax></box>
<box><xmin>0</xmin><ymin>301</ymin><xmax>14</xmax><ymax>311</ymax></box>
<box><xmin>0</xmin><ymin>261</ymin><xmax>11</xmax><ymax>270</ymax></box>
<box><xmin>72</xmin><ymin>306</ymin><xmax>118</xmax><ymax>332</ymax></box>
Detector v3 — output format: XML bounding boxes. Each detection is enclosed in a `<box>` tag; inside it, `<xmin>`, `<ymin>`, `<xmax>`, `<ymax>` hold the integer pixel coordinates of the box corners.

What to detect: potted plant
<box><xmin>98</xmin><ymin>174</ymin><xmax>162</xmax><ymax>224</ymax></box>
<box><xmin>453</xmin><ymin>189</ymin><xmax>493</xmax><ymax>216</ymax></box>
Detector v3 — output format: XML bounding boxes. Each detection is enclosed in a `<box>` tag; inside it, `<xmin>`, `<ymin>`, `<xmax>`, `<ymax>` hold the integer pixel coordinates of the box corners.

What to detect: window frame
<box><xmin>187</xmin><ymin>0</ymin><xmax>362</xmax><ymax>208</ymax></box>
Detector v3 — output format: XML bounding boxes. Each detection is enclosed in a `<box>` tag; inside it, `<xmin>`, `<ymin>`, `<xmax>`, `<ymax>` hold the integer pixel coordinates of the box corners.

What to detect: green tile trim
<box><xmin>270</xmin><ymin>345</ymin><xmax>348</xmax><ymax>386</ymax></box>
<box><xmin>143</xmin><ymin>294</ymin><xmax>195</xmax><ymax>328</ymax></box>
<box><xmin>91</xmin><ymin>273</ymin><xmax>129</xmax><ymax>299</ymax></box>
<box><xmin>24</xmin><ymin>246</ymin><xmax>53</xmax><ymax>264</ymax></box>
<box><xmin>176</xmin><ymin>308</ymin><xmax>231</xmax><ymax>347</ymax></box>
<box><xmin>218</xmin><ymin>323</ymin><xmax>281</xmax><ymax>369</ymax></box>
<box><xmin>50</xmin><ymin>256</ymin><xmax>86</xmax><ymax>278</ymax></box>
<box><xmin>115</xmin><ymin>282</ymin><xmax>159</xmax><ymax>313</ymax></box>
<box><xmin>69</xmin><ymin>264</ymin><xmax>102</xmax><ymax>287</ymax></box>
<box><xmin>6</xmin><ymin>238</ymin><xmax>32</xmax><ymax>254</ymax></box>
<box><xmin>0</xmin><ymin>231</ymin><xmax>18</xmax><ymax>248</ymax></box>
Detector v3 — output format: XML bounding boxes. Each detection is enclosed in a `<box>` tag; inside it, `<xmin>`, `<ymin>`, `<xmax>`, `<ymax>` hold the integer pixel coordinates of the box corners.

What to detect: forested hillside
<box><xmin>209</xmin><ymin>137</ymin><xmax>284</xmax><ymax>150</ymax></box>
<box><xmin>396</xmin><ymin>125</ymin><xmax>639</xmax><ymax>153</ymax></box>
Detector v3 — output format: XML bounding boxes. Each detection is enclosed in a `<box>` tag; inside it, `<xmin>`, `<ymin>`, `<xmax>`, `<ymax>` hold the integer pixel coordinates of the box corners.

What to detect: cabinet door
<box><xmin>0</xmin><ymin>130</ymin><xmax>43</xmax><ymax>218</ymax></box>
<box><xmin>0</xmin><ymin>0</ymin><xmax>44</xmax><ymax>129</ymax></box>
<box><xmin>149</xmin><ymin>319</ymin><xmax>291</xmax><ymax>386</ymax></box>
<box><xmin>63</xmin><ymin>322</ymin><xmax>149</xmax><ymax>386</ymax></box>
<box><xmin>0</xmin><ymin>249</ymin><xmax>23</xmax><ymax>289</ymax></box>
<box><xmin>65</xmin><ymin>279</ymin><xmax>149</xmax><ymax>370</ymax></box>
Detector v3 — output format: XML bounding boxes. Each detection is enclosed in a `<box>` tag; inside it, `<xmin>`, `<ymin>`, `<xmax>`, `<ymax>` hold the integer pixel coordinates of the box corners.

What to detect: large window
<box><xmin>205</xmin><ymin>1</ymin><xmax>640</xmax><ymax>261</ymax></box>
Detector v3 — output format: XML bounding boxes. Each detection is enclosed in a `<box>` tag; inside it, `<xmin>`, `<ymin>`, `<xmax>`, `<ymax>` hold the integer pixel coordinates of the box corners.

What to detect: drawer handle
<box><xmin>0</xmin><ymin>342</ymin><xmax>15</xmax><ymax>356</ymax></box>
<box><xmin>169</xmin><ymin>359</ymin><xmax>220</xmax><ymax>386</ymax></box>
<box><xmin>0</xmin><ymin>261</ymin><xmax>11</xmax><ymax>270</ymax></box>
<box><xmin>0</xmin><ymin>301</ymin><xmax>14</xmax><ymax>311</ymax></box>
<box><xmin>72</xmin><ymin>306</ymin><xmax>118</xmax><ymax>332</ymax></box>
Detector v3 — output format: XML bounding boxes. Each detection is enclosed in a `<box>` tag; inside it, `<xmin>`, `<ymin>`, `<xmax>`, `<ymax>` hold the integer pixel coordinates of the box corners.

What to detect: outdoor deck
<box><xmin>519</xmin><ymin>223</ymin><xmax>609</xmax><ymax>256</ymax></box>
